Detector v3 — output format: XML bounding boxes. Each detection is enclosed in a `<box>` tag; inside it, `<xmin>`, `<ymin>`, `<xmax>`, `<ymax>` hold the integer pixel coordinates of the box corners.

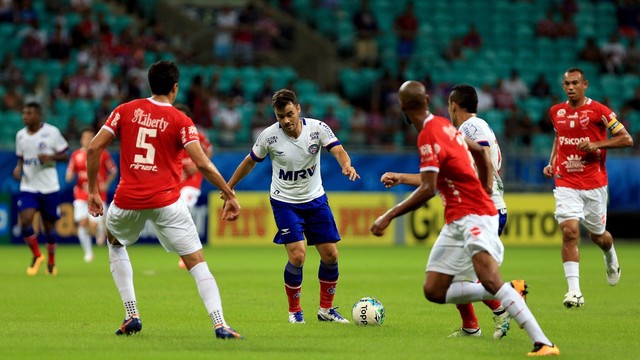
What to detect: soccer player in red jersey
<box><xmin>371</xmin><ymin>81</ymin><xmax>559</xmax><ymax>356</ymax></box>
<box><xmin>66</xmin><ymin>128</ymin><xmax>117</xmax><ymax>262</ymax></box>
<box><xmin>86</xmin><ymin>61</ymin><xmax>244</xmax><ymax>339</ymax></box>
<box><xmin>543</xmin><ymin>68</ymin><xmax>633</xmax><ymax>308</ymax></box>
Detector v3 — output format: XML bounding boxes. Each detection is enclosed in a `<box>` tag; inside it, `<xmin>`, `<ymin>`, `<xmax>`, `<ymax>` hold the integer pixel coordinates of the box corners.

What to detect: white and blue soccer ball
<box><xmin>352</xmin><ymin>297</ymin><xmax>385</xmax><ymax>326</ymax></box>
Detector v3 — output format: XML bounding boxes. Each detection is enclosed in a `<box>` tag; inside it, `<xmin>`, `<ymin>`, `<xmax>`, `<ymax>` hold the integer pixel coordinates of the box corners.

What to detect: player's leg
<box><xmin>104</xmin><ymin>203</ymin><xmax>146</xmax><ymax>335</ymax></box>
<box><xmin>40</xmin><ymin>192</ymin><xmax>61</xmax><ymax>275</ymax></box>
<box><xmin>74</xmin><ymin>200</ymin><xmax>94</xmax><ymax>262</ymax></box>
<box><xmin>315</xmin><ymin>242</ymin><xmax>348</xmax><ymax>323</ymax></box>
<box><xmin>554</xmin><ymin>187</ymin><xmax>585</xmax><ymax>307</ymax></box>
<box><xmin>177</xmin><ymin>187</ymin><xmax>199</xmax><ymax>269</ymax></box>
<box><xmin>583</xmin><ymin>186</ymin><xmax>620</xmax><ymax>286</ymax></box>
<box><xmin>19</xmin><ymin>202</ymin><xmax>44</xmax><ymax>275</ymax></box>
<box><xmin>156</xmin><ymin>200</ymin><xmax>242</xmax><ymax>339</ymax></box>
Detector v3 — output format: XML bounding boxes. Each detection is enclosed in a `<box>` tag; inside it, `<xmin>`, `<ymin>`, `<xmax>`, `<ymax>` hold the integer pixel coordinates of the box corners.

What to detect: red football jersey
<box><xmin>549</xmin><ymin>98</ymin><xmax>619</xmax><ymax>190</ymax></box>
<box><xmin>179</xmin><ymin>131</ymin><xmax>213</xmax><ymax>190</ymax></box>
<box><xmin>67</xmin><ymin>148</ymin><xmax>115</xmax><ymax>201</ymax></box>
<box><xmin>103</xmin><ymin>98</ymin><xmax>200</xmax><ymax>209</ymax></box>
<box><xmin>418</xmin><ymin>114</ymin><xmax>497</xmax><ymax>224</ymax></box>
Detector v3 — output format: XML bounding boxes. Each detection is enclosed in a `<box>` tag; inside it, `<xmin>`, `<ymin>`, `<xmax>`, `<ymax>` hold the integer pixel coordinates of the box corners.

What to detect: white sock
<box><xmin>604</xmin><ymin>245</ymin><xmax>619</xmax><ymax>268</ymax></box>
<box><xmin>189</xmin><ymin>262</ymin><xmax>226</xmax><ymax>327</ymax></box>
<box><xmin>78</xmin><ymin>226</ymin><xmax>93</xmax><ymax>257</ymax></box>
<box><xmin>563</xmin><ymin>261</ymin><xmax>580</xmax><ymax>292</ymax></box>
<box><xmin>495</xmin><ymin>283</ymin><xmax>552</xmax><ymax>346</ymax></box>
<box><xmin>445</xmin><ymin>281</ymin><xmax>493</xmax><ymax>304</ymax></box>
<box><xmin>108</xmin><ymin>242</ymin><xmax>137</xmax><ymax>318</ymax></box>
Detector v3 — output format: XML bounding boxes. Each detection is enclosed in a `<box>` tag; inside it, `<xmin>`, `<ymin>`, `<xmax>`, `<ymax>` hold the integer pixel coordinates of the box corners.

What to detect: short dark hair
<box><xmin>271</xmin><ymin>89</ymin><xmax>298</xmax><ymax>111</ymax></box>
<box><xmin>80</xmin><ymin>127</ymin><xmax>95</xmax><ymax>136</ymax></box>
<box><xmin>565</xmin><ymin>67</ymin><xmax>585</xmax><ymax>80</ymax></box>
<box><xmin>450</xmin><ymin>84</ymin><xmax>478</xmax><ymax>113</ymax></box>
<box><xmin>174</xmin><ymin>103</ymin><xmax>192</xmax><ymax>117</ymax></box>
<box><xmin>23</xmin><ymin>102</ymin><xmax>42</xmax><ymax>114</ymax></box>
<box><xmin>148</xmin><ymin>60</ymin><xmax>179</xmax><ymax>95</ymax></box>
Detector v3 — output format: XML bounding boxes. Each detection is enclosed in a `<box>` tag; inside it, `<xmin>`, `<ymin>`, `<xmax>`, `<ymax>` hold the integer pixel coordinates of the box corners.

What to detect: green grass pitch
<box><xmin>1</xmin><ymin>242</ymin><xmax>639</xmax><ymax>360</ymax></box>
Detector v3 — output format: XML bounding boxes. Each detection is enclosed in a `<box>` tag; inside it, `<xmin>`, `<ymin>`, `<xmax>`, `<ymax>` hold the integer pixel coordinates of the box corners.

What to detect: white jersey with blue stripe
<box><xmin>250</xmin><ymin>118</ymin><xmax>340</xmax><ymax>203</ymax></box>
<box><xmin>15</xmin><ymin>123</ymin><xmax>69</xmax><ymax>194</ymax></box>
<box><xmin>458</xmin><ymin>116</ymin><xmax>506</xmax><ymax>210</ymax></box>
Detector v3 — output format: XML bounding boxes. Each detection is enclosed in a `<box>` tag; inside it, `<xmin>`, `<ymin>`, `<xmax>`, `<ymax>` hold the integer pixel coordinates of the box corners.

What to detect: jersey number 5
<box><xmin>134</xmin><ymin>128</ymin><xmax>157</xmax><ymax>164</ymax></box>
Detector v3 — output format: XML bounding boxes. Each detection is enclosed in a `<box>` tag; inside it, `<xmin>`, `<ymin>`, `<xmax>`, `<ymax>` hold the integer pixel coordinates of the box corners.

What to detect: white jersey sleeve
<box><xmin>16</xmin><ymin>123</ymin><xmax>69</xmax><ymax>194</ymax></box>
<box><xmin>459</xmin><ymin>116</ymin><xmax>506</xmax><ymax>210</ymax></box>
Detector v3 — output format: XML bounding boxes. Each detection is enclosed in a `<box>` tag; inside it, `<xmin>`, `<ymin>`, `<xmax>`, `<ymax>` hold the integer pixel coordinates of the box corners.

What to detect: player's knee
<box><xmin>560</xmin><ymin>225</ymin><xmax>579</xmax><ymax>241</ymax></box>
<box><xmin>423</xmin><ymin>284</ymin><xmax>446</xmax><ymax>304</ymax></box>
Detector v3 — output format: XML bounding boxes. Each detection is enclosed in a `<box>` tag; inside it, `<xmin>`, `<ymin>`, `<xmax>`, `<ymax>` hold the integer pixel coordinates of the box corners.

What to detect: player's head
<box><xmin>22</xmin><ymin>102</ymin><xmax>42</xmax><ymax>127</ymax></box>
<box><xmin>398</xmin><ymin>81</ymin><xmax>430</xmax><ymax>128</ymax></box>
<box><xmin>448</xmin><ymin>84</ymin><xmax>478</xmax><ymax>126</ymax></box>
<box><xmin>562</xmin><ymin>67</ymin><xmax>588</xmax><ymax>103</ymax></box>
<box><xmin>272</xmin><ymin>89</ymin><xmax>302</xmax><ymax>135</ymax></box>
<box><xmin>80</xmin><ymin>128</ymin><xmax>95</xmax><ymax>149</ymax></box>
<box><xmin>148</xmin><ymin>60</ymin><xmax>179</xmax><ymax>100</ymax></box>
<box><xmin>174</xmin><ymin>103</ymin><xmax>192</xmax><ymax>117</ymax></box>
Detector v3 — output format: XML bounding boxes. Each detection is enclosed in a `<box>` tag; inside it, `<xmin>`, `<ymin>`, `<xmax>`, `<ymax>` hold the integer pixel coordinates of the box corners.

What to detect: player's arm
<box><xmin>227</xmin><ymin>154</ymin><xmax>258</xmax><ymax>190</ymax></box>
<box><xmin>465</xmin><ymin>137</ymin><xmax>493</xmax><ymax>195</ymax></box>
<box><xmin>13</xmin><ymin>158</ymin><xmax>23</xmax><ymax>181</ymax></box>
<box><xmin>543</xmin><ymin>134</ymin><xmax>558</xmax><ymax>178</ymax></box>
<box><xmin>39</xmin><ymin>149</ymin><xmax>69</xmax><ymax>163</ymax></box>
<box><xmin>87</xmin><ymin>128</ymin><xmax>114</xmax><ymax>216</ymax></box>
<box><xmin>65</xmin><ymin>160</ymin><xmax>75</xmax><ymax>183</ymax></box>
<box><xmin>371</xmin><ymin>171</ymin><xmax>437</xmax><ymax>236</ymax></box>
<box><xmin>577</xmin><ymin>126</ymin><xmax>633</xmax><ymax>152</ymax></box>
<box><xmin>185</xmin><ymin>141</ymin><xmax>240</xmax><ymax>221</ymax></box>
<box><xmin>380</xmin><ymin>172</ymin><xmax>421</xmax><ymax>188</ymax></box>
<box><xmin>103</xmin><ymin>160</ymin><xmax>118</xmax><ymax>189</ymax></box>
<box><xmin>329</xmin><ymin>144</ymin><xmax>360</xmax><ymax>181</ymax></box>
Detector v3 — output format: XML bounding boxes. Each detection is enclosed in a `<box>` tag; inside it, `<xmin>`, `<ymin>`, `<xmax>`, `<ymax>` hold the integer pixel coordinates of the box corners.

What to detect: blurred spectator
<box><xmin>349</xmin><ymin>106</ymin><xmax>367</xmax><ymax>147</ymax></box>
<box><xmin>186</xmin><ymin>75</ymin><xmax>212</xmax><ymax>128</ymax></box>
<box><xmin>616</xmin><ymin>0</ymin><xmax>640</xmax><ymax>38</ymax></box>
<box><xmin>600</xmin><ymin>33</ymin><xmax>626</xmax><ymax>74</ymax></box>
<box><xmin>213</xmin><ymin>5</ymin><xmax>237</xmax><ymax>64</ymax></box>
<box><xmin>372</xmin><ymin>70</ymin><xmax>401</xmax><ymax>110</ymax></box>
<box><xmin>322</xmin><ymin>105</ymin><xmax>341</xmax><ymax>133</ymax></box>
<box><xmin>256</xmin><ymin>77</ymin><xmax>274</xmax><ymax>103</ymax></box>
<box><xmin>70</xmin><ymin>8</ymin><xmax>96</xmax><ymax>48</ymax></box>
<box><xmin>443</xmin><ymin>37</ymin><xmax>464</xmax><ymax>62</ymax></box>
<box><xmin>228</xmin><ymin>77</ymin><xmax>245</xmax><ymax>101</ymax></box>
<box><xmin>476</xmin><ymin>84</ymin><xmax>494</xmax><ymax>112</ymax></box>
<box><xmin>624</xmin><ymin>37</ymin><xmax>640</xmax><ymax>74</ymax></box>
<box><xmin>1</xmin><ymin>86</ymin><xmax>23</xmax><ymax>111</ymax></box>
<box><xmin>250</xmin><ymin>101</ymin><xmax>273</xmax><ymax>142</ymax></box>
<box><xmin>47</xmin><ymin>24</ymin><xmax>72</xmax><ymax>60</ymax></box>
<box><xmin>531</xmin><ymin>74</ymin><xmax>551</xmax><ymax>98</ymax></box>
<box><xmin>579</xmin><ymin>36</ymin><xmax>603</xmax><ymax>64</ymax></box>
<box><xmin>393</xmin><ymin>1</ymin><xmax>418</xmax><ymax>68</ymax></box>
<box><xmin>462</xmin><ymin>23</ymin><xmax>483</xmax><ymax>49</ymax></box>
<box><xmin>23</xmin><ymin>74</ymin><xmax>48</xmax><ymax>104</ymax></box>
<box><xmin>19</xmin><ymin>22</ymin><xmax>47</xmax><ymax>59</ymax></box>
<box><xmin>233</xmin><ymin>1</ymin><xmax>259</xmax><ymax>65</ymax></box>
<box><xmin>501</xmin><ymin>69</ymin><xmax>529</xmax><ymax>99</ymax></box>
<box><xmin>535</xmin><ymin>9</ymin><xmax>557</xmax><ymax>38</ymax></box>
<box><xmin>492</xmin><ymin>79</ymin><xmax>515</xmax><ymax>110</ymax></box>
<box><xmin>16</xmin><ymin>0</ymin><xmax>37</xmax><ymax>25</ymax></box>
<box><xmin>352</xmin><ymin>0</ymin><xmax>379</xmax><ymax>67</ymax></box>
<box><xmin>622</xmin><ymin>86</ymin><xmax>640</xmax><ymax>115</ymax></box>
<box><xmin>53</xmin><ymin>76</ymin><xmax>72</xmax><ymax>99</ymax></box>
<box><xmin>69</xmin><ymin>65</ymin><xmax>94</xmax><ymax>98</ymax></box>
<box><xmin>556</xmin><ymin>12</ymin><xmax>577</xmax><ymax>38</ymax></box>
<box><xmin>558</xmin><ymin>0</ymin><xmax>578</xmax><ymax>17</ymax></box>
<box><xmin>365</xmin><ymin>101</ymin><xmax>384</xmax><ymax>145</ymax></box>
<box><xmin>0</xmin><ymin>0</ymin><xmax>14</xmax><ymax>23</ymax></box>
<box><xmin>253</xmin><ymin>7</ymin><xmax>280</xmax><ymax>63</ymax></box>
<box><xmin>93</xmin><ymin>96</ymin><xmax>113</xmax><ymax>130</ymax></box>
<box><xmin>216</xmin><ymin>97</ymin><xmax>243</xmax><ymax>147</ymax></box>
<box><xmin>64</xmin><ymin>116</ymin><xmax>82</xmax><ymax>141</ymax></box>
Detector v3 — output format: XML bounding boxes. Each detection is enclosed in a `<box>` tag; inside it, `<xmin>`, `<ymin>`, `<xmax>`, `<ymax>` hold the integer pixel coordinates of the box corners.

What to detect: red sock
<box><xmin>285</xmin><ymin>284</ymin><xmax>302</xmax><ymax>312</ymax></box>
<box><xmin>25</xmin><ymin>235</ymin><xmax>41</xmax><ymax>257</ymax></box>
<box><xmin>46</xmin><ymin>243</ymin><xmax>56</xmax><ymax>265</ymax></box>
<box><xmin>319</xmin><ymin>280</ymin><xmax>337</xmax><ymax>309</ymax></box>
<box><xmin>483</xmin><ymin>299</ymin><xmax>502</xmax><ymax>311</ymax></box>
<box><xmin>456</xmin><ymin>303</ymin><xmax>479</xmax><ymax>329</ymax></box>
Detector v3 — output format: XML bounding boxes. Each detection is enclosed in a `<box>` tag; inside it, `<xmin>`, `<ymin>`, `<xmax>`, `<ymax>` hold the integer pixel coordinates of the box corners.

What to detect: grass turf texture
<box><xmin>1</xmin><ymin>243</ymin><xmax>638</xmax><ymax>360</ymax></box>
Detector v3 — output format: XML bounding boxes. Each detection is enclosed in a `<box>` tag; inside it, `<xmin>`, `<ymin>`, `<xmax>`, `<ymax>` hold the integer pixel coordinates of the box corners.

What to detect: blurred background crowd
<box><xmin>1</xmin><ymin>0</ymin><xmax>640</xmax><ymax>156</ymax></box>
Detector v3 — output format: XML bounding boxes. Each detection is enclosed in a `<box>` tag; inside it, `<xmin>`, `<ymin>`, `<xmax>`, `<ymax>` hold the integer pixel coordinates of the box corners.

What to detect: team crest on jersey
<box><xmin>580</xmin><ymin>116</ymin><xmax>589</xmax><ymax>128</ymax></box>
<box><xmin>39</xmin><ymin>142</ymin><xmax>47</xmax><ymax>150</ymax></box>
<box><xmin>562</xmin><ymin>155</ymin><xmax>584</xmax><ymax>172</ymax></box>
<box><xmin>308</xmin><ymin>144</ymin><xmax>320</xmax><ymax>154</ymax></box>
<box><xmin>556</xmin><ymin>109</ymin><xmax>566</xmax><ymax>117</ymax></box>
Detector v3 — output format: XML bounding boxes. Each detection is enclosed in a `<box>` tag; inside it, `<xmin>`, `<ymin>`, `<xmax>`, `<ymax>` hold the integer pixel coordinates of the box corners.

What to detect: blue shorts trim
<box><xmin>270</xmin><ymin>194</ymin><xmax>340</xmax><ymax>245</ymax></box>
<box><xmin>17</xmin><ymin>191</ymin><xmax>60</xmax><ymax>221</ymax></box>
<box><xmin>498</xmin><ymin>208</ymin><xmax>508</xmax><ymax>236</ymax></box>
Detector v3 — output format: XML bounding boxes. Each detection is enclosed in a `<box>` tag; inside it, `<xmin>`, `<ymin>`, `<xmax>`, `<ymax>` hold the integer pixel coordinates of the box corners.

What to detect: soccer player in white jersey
<box><xmin>13</xmin><ymin>102</ymin><xmax>69</xmax><ymax>276</ymax></box>
<box><xmin>378</xmin><ymin>84</ymin><xmax>513</xmax><ymax>340</ymax></box>
<box><xmin>226</xmin><ymin>89</ymin><xmax>360</xmax><ymax>324</ymax></box>
<box><xmin>86</xmin><ymin>61</ymin><xmax>243</xmax><ymax>339</ymax></box>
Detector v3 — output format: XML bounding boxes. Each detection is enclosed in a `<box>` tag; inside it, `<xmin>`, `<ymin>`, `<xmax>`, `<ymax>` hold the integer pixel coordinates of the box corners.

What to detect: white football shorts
<box><xmin>74</xmin><ymin>199</ymin><xmax>102</xmax><ymax>223</ymax></box>
<box><xmin>426</xmin><ymin>214</ymin><xmax>504</xmax><ymax>282</ymax></box>
<box><xmin>553</xmin><ymin>186</ymin><xmax>608</xmax><ymax>235</ymax></box>
<box><xmin>106</xmin><ymin>198</ymin><xmax>202</xmax><ymax>255</ymax></box>
<box><xmin>179</xmin><ymin>186</ymin><xmax>201</xmax><ymax>212</ymax></box>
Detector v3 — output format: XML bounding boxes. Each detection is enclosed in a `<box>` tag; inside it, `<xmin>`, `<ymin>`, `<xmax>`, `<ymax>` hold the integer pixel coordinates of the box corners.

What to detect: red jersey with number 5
<box><xmin>103</xmin><ymin>98</ymin><xmax>200</xmax><ymax>209</ymax></box>
<box><xmin>549</xmin><ymin>98</ymin><xmax>620</xmax><ymax>190</ymax></box>
<box><xmin>418</xmin><ymin>114</ymin><xmax>497</xmax><ymax>224</ymax></box>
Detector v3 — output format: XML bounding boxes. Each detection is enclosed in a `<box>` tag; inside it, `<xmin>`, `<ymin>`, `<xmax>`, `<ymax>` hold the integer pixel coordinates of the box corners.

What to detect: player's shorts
<box><xmin>498</xmin><ymin>208</ymin><xmax>508</xmax><ymax>236</ymax></box>
<box><xmin>270</xmin><ymin>194</ymin><xmax>340</xmax><ymax>245</ymax></box>
<box><xmin>105</xmin><ymin>198</ymin><xmax>202</xmax><ymax>255</ymax></box>
<box><xmin>426</xmin><ymin>214</ymin><xmax>504</xmax><ymax>282</ymax></box>
<box><xmin>73</xmin><ymin>199</ymin><xmax>103</xmax><ymax>223</ymax></box>
<box><xmin>17</xmin><ymin>191</ymin><xmax>60</xmax><ymax>221</ymax></box>
<box><xmin>179</xmin><ymin>186</ymin><xmax>201</xmax><ymax>212</ymax></box>
<box><xmin>553</xmin><ymin>186</ymin><xmax>607</xmax><ymax>235</ymax></box>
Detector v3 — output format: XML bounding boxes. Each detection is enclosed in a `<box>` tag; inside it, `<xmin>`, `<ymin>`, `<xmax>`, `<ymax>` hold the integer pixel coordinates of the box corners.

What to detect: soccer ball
<box><xmin>351</xmin><ymin>297</ymin><xmax>385</xmax><ymax>325</ymax></box>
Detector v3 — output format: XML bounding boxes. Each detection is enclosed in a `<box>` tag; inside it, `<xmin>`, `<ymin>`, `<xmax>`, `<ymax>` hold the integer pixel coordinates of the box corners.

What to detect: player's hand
<box><xmin>342</xmin><ymin>166</ymin><xmax>360</xmax><ymax>181</ymax></box>
<box><xmin>38</xmin><ymin>154</ymin><xmax>53</xmax><ymax>163</ymax></box>
<box><xmin>370</xmin><ymin>215</ymin><xmax>391</xmax><ymax>237</ymax></box>
<box><xmin>221</xmin><ymin>197</ymin><xmax>240</xmax><ymax>221</ymax></box>
<box><xmin>577</xmin><ymin>140</ymin><xmax>597</xmax><ymax>152</ymax></box>
<box><xmin>380</xmin><ymin>172</ymin><xmax>401</xmax><ymax>188</ymax></box>
<box><xmin>88</xmin><ymin>193</ymin><xmax>103</xmax><ymax>217</ymax></box>
<box><xmin>12</xmin><ymin>166</ymin><xmax>21</xmax><ymax>181</ymax></box>
<box><xmin>543</xmin><ymin>164</ymin><xmax>554</xmax><ymax>178</ymax></box>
